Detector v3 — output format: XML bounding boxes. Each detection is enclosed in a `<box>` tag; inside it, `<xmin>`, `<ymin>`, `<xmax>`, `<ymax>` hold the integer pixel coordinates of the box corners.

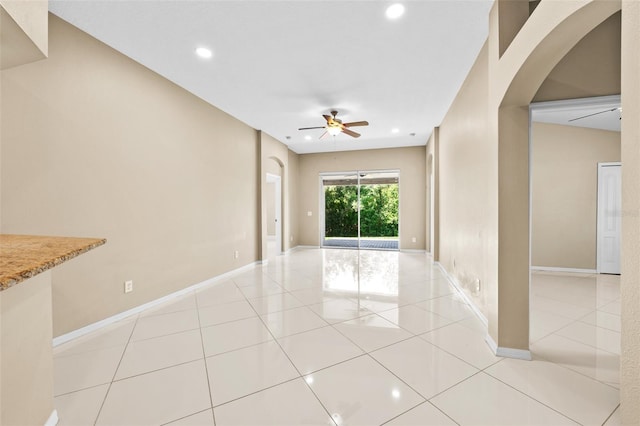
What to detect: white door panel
<box><xmin>597</xmin><ymin>163</ymin><xmax>621</xmax><ymax>274</ymax></box>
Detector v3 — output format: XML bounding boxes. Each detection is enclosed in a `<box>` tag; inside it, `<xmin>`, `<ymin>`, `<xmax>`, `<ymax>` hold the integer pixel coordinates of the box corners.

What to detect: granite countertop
<box><xmin>0</xmin><ymin>234</ymin><xmax>106</xmax><ymax>291</ymax></box>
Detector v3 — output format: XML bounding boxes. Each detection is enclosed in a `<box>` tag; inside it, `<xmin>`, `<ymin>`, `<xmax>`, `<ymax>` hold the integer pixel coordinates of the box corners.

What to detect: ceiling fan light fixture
<box><xmin>386</xmin><ymin>3</ymin><xmax>405</xmax><ymax>20</ymax></box>
<box><xmin>327</xmin><ymin>127</ymin><xmax>342</xmax><ymax>136</ymax></box>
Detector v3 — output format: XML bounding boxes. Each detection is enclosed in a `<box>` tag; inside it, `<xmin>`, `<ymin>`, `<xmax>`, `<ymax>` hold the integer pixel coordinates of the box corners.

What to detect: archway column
<box><xmin>486</xmin><ymin>0</ymin><xmax>621</xmax><ymax>357</ymax></box>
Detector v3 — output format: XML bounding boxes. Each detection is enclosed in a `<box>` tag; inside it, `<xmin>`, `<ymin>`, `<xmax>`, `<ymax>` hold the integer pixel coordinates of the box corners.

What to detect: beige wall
<box><xmin>621</xmin><ymin>1</ymin><xmax>640</xmax><ymax>423</ymax></box>
<box><xmin>0</xmin><ymin>0</ymin><xmax>48</xmax><ymax>69</ymax></box>
<box><xmin>298</xmin><ymin>146</ymin><xmax>425</xmax><ymax>250</ymax></box>
<box><xmin>1</xmin><ymin>272</ymin><xmax>53</xmax><ymax>426</ymax></box>
<box><xmin>1</xmin><ymin>15</ymin><xmax>260</xmax><ymax>336</ymax></box>
<box><xmin>437</xmin><ymin>41</ymin><xmax>493</xmax><ymax>317</ymax></box>
<box><xmin>533</xmin><ymin>12</ymin><xmax>621</xmax><ymax>102</ymax></box>
<box><xmin>532</xmin><ymin>123</ymin><xmax>620</xmax><ymax>270</ymax></box>
<box><xmin>288</xmin><ymin>149</ymin><xmax>300</xmax><ymax>247</ymax></box>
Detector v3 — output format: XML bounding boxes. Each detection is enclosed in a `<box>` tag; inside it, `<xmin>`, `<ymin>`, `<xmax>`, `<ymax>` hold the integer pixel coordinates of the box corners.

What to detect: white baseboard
<box><xmin>435</xmin><ymin>262</ymin><xmax>488</xmax><ymax>327</ymax></box>
<box><xmin>45</xmin><ymin>409</ymin><xmax>58</xmax><ymax>426</ymax></box>
<box><xmin>259</xmin><ymin>259</ymin><xmax>269</xmax><ymax>265</ymax></box>
<box><xmin>531</xmin><ymin>266</ymin><xmax>596</xmax><ymax>274</ymax></box>
<box><xmin>400</xmin><ymin>249</ymin><xmax>427</xmax><ymax>253</ymax></box>
<box><xmin>297</xmin><ymin>245</ymin><xmax>321</xmax><ymax>249</ymax></box>
<box><xmin>485</xmin><ymin>334</ymin><xmax>532</xmax><ymax>361</ymax></box>
<box><xmin>53</xmin><ymin>261</ymin><xmax>261</xmax><ymax>347</ymax></box>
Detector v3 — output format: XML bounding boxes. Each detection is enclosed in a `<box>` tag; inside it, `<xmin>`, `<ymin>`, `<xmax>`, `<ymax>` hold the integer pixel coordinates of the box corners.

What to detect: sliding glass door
<box><xmin>321</xmin><ymin>170</ymin><xmax>399</xmax><ymax>250</ymax></box>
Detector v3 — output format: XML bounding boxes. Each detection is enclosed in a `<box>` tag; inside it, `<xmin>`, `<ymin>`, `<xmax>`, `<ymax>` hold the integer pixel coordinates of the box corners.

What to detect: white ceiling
<box><xmin>48</xmin><ymin>0</ymin><xmax>493</xmax><ymax>154</ymax></box>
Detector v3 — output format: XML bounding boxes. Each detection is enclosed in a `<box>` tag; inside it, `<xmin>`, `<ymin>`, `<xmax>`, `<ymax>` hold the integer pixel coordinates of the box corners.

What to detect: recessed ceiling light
<box><xmin>195</xmin><ymin>47</ymin><xmax>212</xmax><ymax>59</ymax></box>
<box><xmin>386</xmin><ymin>3</ymin><xmax>405</xmax><ymax>20</ymax></box>
<box><xmin>304</xmin><ymin>135</ymin><xmax>312</xmax><ymax>141</ymax></box>
<box><xmin>391</xmin><ymin>128</ymin><xmax>400</xmax><ymax>133</ymax></box>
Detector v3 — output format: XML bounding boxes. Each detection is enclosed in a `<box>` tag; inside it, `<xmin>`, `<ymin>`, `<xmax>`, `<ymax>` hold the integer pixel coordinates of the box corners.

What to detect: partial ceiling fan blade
<box><xmin>323</xmin><ymin>114</ymin><xmax>333</xmax><ymax>123</ymax></box>
<box><xmin>343</xmin><ymin>121</ymin><xmax>369</xmax><ymax>128</ymax></box>
<box><xmin>298</xmin><ymin>126</ymin><xmax>326</xmax><ymax>130</ymax></box>
<box><xmin>568</xmin><ymin>108</ymin><xmax>618</xmax><ymax>122</ymax></box>
<box><xmin>319</xmin><ymin>131</ymin><xmax>330</xmax><ymax>140</ymax></box>
<box><xmin>342</xmin><ymin>128</ymin><xmax>361</xmax><ymax>138</ymax></box>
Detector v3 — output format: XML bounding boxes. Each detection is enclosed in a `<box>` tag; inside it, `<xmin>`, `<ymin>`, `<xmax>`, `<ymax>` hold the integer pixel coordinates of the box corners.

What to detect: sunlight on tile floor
<box><xmin>53</xmin><ymin>249</ymin><xmax>620</xmax><ymax>425</ymax></box>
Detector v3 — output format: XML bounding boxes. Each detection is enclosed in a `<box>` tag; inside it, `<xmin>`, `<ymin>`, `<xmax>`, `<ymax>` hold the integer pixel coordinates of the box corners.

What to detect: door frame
<box><xmin>318</xmin><ymin>169</ymin><xmax>400</xmax><ymax>249</ymax></box>
<box><xmin>266</xmin><ymin>173</ymin><xmax>282</xmax><ymax>255</ymax></box>
<box><xmin>596</xmin><ymin>162</ymin><xmax>622</xmax><ymax>274</ymax></box>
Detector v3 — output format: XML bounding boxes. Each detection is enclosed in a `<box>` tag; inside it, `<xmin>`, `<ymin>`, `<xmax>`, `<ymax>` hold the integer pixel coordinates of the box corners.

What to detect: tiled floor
<box><xmin>53</xmin><ymin>249</ymin><xmax>620</xmax><ymax>425</ymax></box>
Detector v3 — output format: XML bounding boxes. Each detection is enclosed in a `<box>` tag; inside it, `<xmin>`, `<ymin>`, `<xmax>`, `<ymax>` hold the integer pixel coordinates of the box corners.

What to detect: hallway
<box><xmin>53</xmin><ymin>249</ymin><xmax>620</xmax><ymax>425</ymax></box>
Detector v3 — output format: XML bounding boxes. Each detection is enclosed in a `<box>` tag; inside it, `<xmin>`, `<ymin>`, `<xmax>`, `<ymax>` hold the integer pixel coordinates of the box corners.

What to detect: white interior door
<box><xmin>266</xmin><ymin>173</ymin><xmax>282</xmax><ymax>255</ymax></box>
<box><xmin>597</xmin><ymin>163</ymin><xmax>621</xmax><ymax>274</ymax></box>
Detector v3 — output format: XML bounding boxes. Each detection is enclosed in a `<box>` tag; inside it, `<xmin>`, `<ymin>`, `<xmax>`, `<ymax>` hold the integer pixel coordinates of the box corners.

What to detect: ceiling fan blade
<box><xmin>343</xmin><ymin>121</ymin><xmax>369</xmax><ymax>128</ymax></box>
<box><xmin>298</xmin><ymin>126</ymin><xmax>326</xmax><ymax>130</ymax></box>
<box><xmin>323</xmin><ymin>114</ymin><xmax>332</xmax><ymax>123</ymax></box>
<box><xmin>319</xmin><ymin>131</ymin><xmax>330</xmax><ymax>140</ymax></box>
<box><xmin>342</xmin><ymin>128</ymin><xmax>361</xmax><ymax>138</ymax></box>
<box><xmin>568</xmin><ymin>108</ymin><xmax>618</xmax><ymax>122</ymax></box>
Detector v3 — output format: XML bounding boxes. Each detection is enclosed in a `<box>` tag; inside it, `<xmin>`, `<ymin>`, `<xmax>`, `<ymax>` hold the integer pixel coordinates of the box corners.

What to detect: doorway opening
<box><xmin>320</xmin><ymin>170</ymin><xmax>399</xmax><ymax>250</ymax></box>
<box><xmin>266</xmin><ymin>173</ymin><xmax>282</xmax><ymax>260</ymax></box>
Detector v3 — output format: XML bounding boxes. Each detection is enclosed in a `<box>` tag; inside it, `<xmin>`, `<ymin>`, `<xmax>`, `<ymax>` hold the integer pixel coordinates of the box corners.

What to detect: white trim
<box><xmin>53</xmin><ymin>261</ymin><xmax>261</xmax><ymax>347</ymax></box>
<box><xmin>45</xmin><ymin>410</ymin><xmax>58</xmax><ymax>426</ymax></box>
<box><xmin>531</xmin><ymin>266</ymin><xmax>597</xmax><ymax>274</ymax></box>
<box><xmin>259</xmin><ymin>259</ymin><xmax>269</xmax><ymax>265</ymax></box>
<box><xmin>530</xmin><ymin>95</ymin><xmax>621</xmax><ymax>115</ymax></box>
<box><xmin>485</xmin><ymin>334</ymin><xmax>532</xmax><ymax>360</ymax></box>
<box><xmin>296</xmin><ymin>245</ymin><xmax>321</xmax><ymax>249</ymax></box>
<box><xmin>435</xmin><ymin>262</ymin><xmax>488</xmax><ymax>327</ymax></box>
<box><xmin>400</xmin><ymin>249</ymin><xmax>427</xmax><ymax>253</ymax></box>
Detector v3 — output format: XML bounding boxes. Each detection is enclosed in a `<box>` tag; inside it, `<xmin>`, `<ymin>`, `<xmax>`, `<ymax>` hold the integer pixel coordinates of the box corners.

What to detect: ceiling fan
<box><xmin>298</xmin><ymin>110</ymin><xmax>369</xmax><ymax>139</ymax></box>
<box><xmin>569</xmin><ymin>107</ymin><xmax>622</xmax><ymax>122</ymax></box>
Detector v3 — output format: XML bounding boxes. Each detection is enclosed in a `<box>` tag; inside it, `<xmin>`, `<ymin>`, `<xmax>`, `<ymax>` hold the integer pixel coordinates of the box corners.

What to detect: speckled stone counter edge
<box><xmin>0</xmin><ymin>235</ymin><xmax>106</xmax><ymax>291</ymax></box>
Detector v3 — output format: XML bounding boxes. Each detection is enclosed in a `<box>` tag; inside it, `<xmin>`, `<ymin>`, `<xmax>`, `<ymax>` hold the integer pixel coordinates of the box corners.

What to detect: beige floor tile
<box><xmin>599</xmin><ymin>300</ymin><xmax>621</xmax><ymax>316</ymax></box>
<box><xmin>165</xmin><ymin>409</ymin><xmax>215</xmax><ymax>425</ymax></box>
<box><xmin>580</xmin><ymin>310</ymin><xmax>621</xmax><ymax>333</ymax></box>
<box><xmin>115</xmin><ymin>329</ymin><xmax>203</xmax><ymax>380</ymax></box>
<box><xmin>54</xmin><ymin>384</ymin><xmax>109</xmax><ymax>426</ymax></box>
<box><xmin>96</xmin><ymin>360</ymin><xmax>211</xmax><ymax>426</ymax></box>
<box><xmin>195</xmin><ymin>281</ymin><xmax>245</xmax><ymax>308</ymax></box>
<box><xmin>131</xmin><ymin>309</ymin><xmax>200</xmax><ymax>342</ymax></box>
<box><xmin>237</xmin><ymin>281</ymin><xmax>284</xmax><ymax>299</ymax></box>
<box><xmin>54</xmin><ymin>319</ymin><xmax>135</xmax><ymax>358</ymax></box>
<box><xmin>604</xmin><ymin>406</ymin><xmax>620</xmax><ymax>426</ymax></box>
<box><xmin>532</xmin><ymin>334</ymin><xmax>620</xmax><ymax>387</ymax></box>
<box><xmin>350</xmin><ymin>296</ymin><xmax>405</xmax><ymax>313</ymax></box>
<box><xmin>247</xmin><ymin>292</ymin><xmax>304</xmax><ymax>315</ymax></box>
<box><xmin>54</xmin><ymin>345</ymin><xmax>125</xmax><ymax>396</ymax></box>
<box><xmin>201</xmin><ymin>316</ymin><xmax>273</xmax><ymax>357</ymax></box>
<box><xmin>260</xmin><ymin>306</ymin><xmax>328</xmax><ymax>338</ymax></box>
<box><xmin>385</xmin><ymin>402</ymin><xmax>457</xmax><ymax>426</ymax></box>
<box><xmin>456</xmin><ymin>316</ymin><xmax>488</xmax><ymax>335</ymax></box>
<box><xmin>377</xmin><ymin>305</ymin><xmax>452</xmax><ymax>335</ymax></box>
<box><xmin>415</xmin><ymin>294</ymin><xmax>475</xmax><ymax>321</ymax></box>
<box><xmin>333</xmin><ymin>313</ymin><xmax>413</xmax><ymax>352</ymax></box>
<box><xmin>556</xmin><ymin>321</ymin><xmax>621</xmax><ymax>355</ymax></box>
<box><xmin>198</xmin><ymin>300</ymin><xmax>256</xmax><ymax>328</ymax></box>
<box><xmin>139</xmin><ymin>293</ymin><xmax>197</xmax><ymax>318</ymax></box>
<box><xmin>530</xmin><ymin>308</ymin><xmax>576</xmax><ymax>342</ymax></box>
<box><xmin>206</xmin><ymin>340</ymin><xmax>298</xmax><ymax>406</ymax></box>
<box><xmin>304</xmin><ymin>355</ymin><xmax>424</xmax><ymax>426</ymax></box>
<box><xmin>277</xmin><ymin>326</ymin><xmax>363</xmax><ymax>375</ymax></box>
<box><xmin>308</xmin><ymin>298</ymin><xmax>371</xmax><ymax>324</ymax></box>
<box><xmin>421</xmin><ymin>322</ymin><xmax>500</xmax><ymax>369</ymax></box>
<box><xmin>371</xmin><ymin>337</ymin><xmax>478</xmax><ymax>399</ymax></box>
<box><xmin>486</xmin><ymin>358</ymin><xmax>619</xmax><ymax>426</ymax></box>
<box><xmin>213</xmin><ymin>379</ymin><xmax>332</xmax><ymax>426</ymax></box>
<box><xmin>532</xmin><ymin>295</ymin><xmax>594</xmax><ymax>320</ymax></box>
<box><xmin>431</xmin><ymin>372</ymin><xmax>578</xmax><ymax>425</ymax></box>
<box><xmin>288</xmin><ymin>287</ymin><xmax>335</xmax><ymax>305</ymax></box>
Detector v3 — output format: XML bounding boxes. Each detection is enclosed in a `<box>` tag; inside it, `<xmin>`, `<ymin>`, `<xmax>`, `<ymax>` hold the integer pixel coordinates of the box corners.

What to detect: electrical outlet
<box><xmin>290</xmin><ymin>236</ymin><xmax>293</xmax><ymax>242</ymax></box>
<box><xmin>234</xmin><ymin>250</ymin><xmax>239</xmax><ymax>259</ymax></box>
<box><xmin>307</xmin><ymin>211</ymin><xmax>312</xmax><ymax>216</ymax></box>
<box><xmin>411</xmin><ymin>237</ymin><xmax>417</xmax><ymax>243</ymax></box>
<box><xmin>124</xmin><ymin>280</ymin><xmax>133</xmax><ymax>293</ymax></box>
<box><xmin>475</xmin><ymin>279</ymin><xmax>481</xmax><ymax>293</ymax></box>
